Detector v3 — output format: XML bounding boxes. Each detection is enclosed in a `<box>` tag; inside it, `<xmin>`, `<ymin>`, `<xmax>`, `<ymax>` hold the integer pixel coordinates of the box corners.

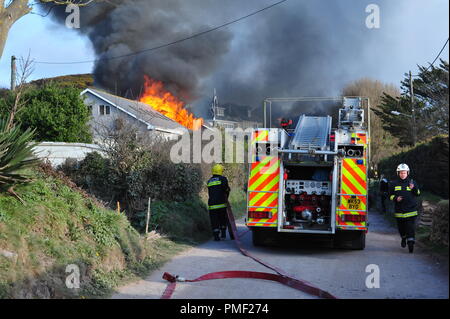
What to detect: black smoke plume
<box><xmin>45</xmin><ymin>0</ymin><xmax>398</xmax><ymax>122</ymax></box>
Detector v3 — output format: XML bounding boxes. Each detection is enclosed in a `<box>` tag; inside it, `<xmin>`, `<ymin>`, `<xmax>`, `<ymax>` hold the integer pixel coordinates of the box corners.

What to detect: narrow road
<box><xmin>112</xmin><ymin>211</ymin><xmax>448</xmax><ymax>299</ymax></box>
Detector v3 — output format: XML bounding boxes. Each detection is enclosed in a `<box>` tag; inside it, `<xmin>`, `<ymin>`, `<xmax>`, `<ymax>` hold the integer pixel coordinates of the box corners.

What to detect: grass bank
<box><xmin>0</xmin><ymin>168</ymin><xmax>188</xmax><ymax>298</ymax></box>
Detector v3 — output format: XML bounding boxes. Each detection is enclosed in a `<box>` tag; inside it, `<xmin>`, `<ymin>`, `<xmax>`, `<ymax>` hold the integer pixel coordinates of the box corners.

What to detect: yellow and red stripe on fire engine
<box><xmin>246</xmin><ymin>153</ymin><xmax>280</xmax><ymax>227</ymax></box>
<box><xmin>351</xmin><ymin>132</ymin><xmax>368</xmax><ymax>146</ymax></box>
<box><xmin>251</xmin><ymin>129</ymin><xmax>269</xmax><ymax>144</ymax></box>
<box><xmin>337</xmin><ymin>157</ymin><xmax>368</xmax><ymax>230</ymax></box>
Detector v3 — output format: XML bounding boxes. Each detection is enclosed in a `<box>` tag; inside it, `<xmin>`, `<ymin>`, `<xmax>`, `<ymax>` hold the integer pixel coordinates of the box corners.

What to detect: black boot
<box><xmin>401</xmin><ymin>237</ymin><xmax>407</xmax><ymax>248</ymax></box>
<box><xmin>213</xmin><ymin>230</ymin><xmax>221</xmax><ymax>241</ymax></box>
<box><xmin>408</xmin><ymin>240</ymin><xmax>414</xmax><ymax>253</ymax></box>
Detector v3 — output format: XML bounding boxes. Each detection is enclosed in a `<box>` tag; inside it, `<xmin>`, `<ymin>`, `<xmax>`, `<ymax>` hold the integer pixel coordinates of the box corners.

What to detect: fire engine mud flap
<box><xmin>161</xmin><ymin>203</ymin><xmax>338</xmax><ymax>299</ymax></box>
<box><xmin>251</xmin><ymin>227</ymin><xmax>279</xmax><ymax>247</ymax></box>
<box><xmin>334</xmin><ymin>230</ymin><xmax>366</xmax><ymax>250</ymax></box>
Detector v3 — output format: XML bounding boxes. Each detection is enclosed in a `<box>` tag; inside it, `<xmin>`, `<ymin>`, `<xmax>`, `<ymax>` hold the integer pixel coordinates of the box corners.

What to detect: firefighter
<box><xmin>389</xmin><ymin>163</ymin><xmax>421</xmax><ymax>253</ymax></box>
<box><xmin>207</xmin><ymin>164</ymin><xmax>234</xmax><ymax>241</ymax></box>
<box><xmin>379</xmin><ymin>175</ymin><xmax>389</xmax><ymax>214</ymax></box>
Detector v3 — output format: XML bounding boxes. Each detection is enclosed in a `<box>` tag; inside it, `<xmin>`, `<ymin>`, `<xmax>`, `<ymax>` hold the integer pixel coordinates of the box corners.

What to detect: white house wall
<box><xmin>82</xmin><ymin>92</ymin><xmax>181</xmax><ymax>142</ymax></box>
<box><xmin>33</xmin><ymin>142</ymin><xmax>104</xmax><ymax>167</ymax></box>
<box><xmin>82</xmin><ymin>93</ymin><xmax>149</xmax><ymax>141</ymax></box>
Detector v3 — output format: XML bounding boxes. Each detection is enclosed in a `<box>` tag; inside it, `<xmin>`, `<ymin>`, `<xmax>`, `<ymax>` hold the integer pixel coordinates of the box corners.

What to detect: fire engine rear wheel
<box><xmin>352</xmin><ymin>231</ymin><xmax>366</xmax><ymax>250</ymax></box>
<box><xmin>334</xmin><ymin>230</ymin><xmax>366</xmax><ymax>250</ymax></box>
<box><xmin>252</xmin><ymin>228</ymin><xmax>265</xmax><ymax>246</ymax></box>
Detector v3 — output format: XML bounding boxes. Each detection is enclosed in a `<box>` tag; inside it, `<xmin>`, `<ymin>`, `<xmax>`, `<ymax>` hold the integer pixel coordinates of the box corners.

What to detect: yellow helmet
<box><xmin>212</xmin><ymin>164</ymin><xmax>224</xmax><ymax>175</ymax></box>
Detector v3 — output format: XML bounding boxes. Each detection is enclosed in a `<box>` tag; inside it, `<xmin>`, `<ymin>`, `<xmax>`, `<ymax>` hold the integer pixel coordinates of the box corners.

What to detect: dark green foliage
<box><xmin>133</xmin><ymin>198</ymin><xmax>210</xmax><ymax>242</ymax></box>
<box><xmin>431</xmin><ymin>200</ymin><xmax>449</xmax><ymax>246</ymax></box>
<box><xmin>1</xmin><ymin>83</ymin><xmax>93</xmax><ymax>143</ymax></box>
<box><xmin>373</xmin><ymin>93</ymin><xmax>431</xmax><ymax>147</ymax></box>
<box><xmin>0</xmin><ymin>168</ymin><xmax>185</xmax><ymax>298</ymax></box>
<box><xmin>29</xmin><ymin>74</ymin><xmax>94</xmax><ymax>90</ymax></box>
<box><xmin>61</xmin><ymin>151</ymin><xmax>206</xmax><ymax>235</ymax></box>
<box><xmin>378</xmin><ymin>135</ymin><xmax>448</xmax><ymax>199</ymax></box>
<box><xmin>373</xmin><ymin>60</ymin><xmax>449</xmax><ymax>146</ymax></box>
<box><xmin>402</xmin><ymin>60</ymin><xmax>449</xmax><ymax>134</ymax></box>
<box><xmin>0</xmin><ymin>115</ymin><xmax>39</xmax><ymax>189</ymax></box>
<box><xmin>60</xmin><ymin>152</ymin><xmax>113</xmax><ymax>202</ymax></box>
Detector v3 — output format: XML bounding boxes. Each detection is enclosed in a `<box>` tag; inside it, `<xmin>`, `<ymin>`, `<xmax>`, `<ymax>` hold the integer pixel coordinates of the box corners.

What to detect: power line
<box><xmin>29</xmin><ymin>5</ymin><xmax>57</xmax><ymax>17</ymax></box>
<box><xmin>34</xmin><ymin>0</ymin><xmax>289</xmax><ymax>65</ymax></box>
<box><xmin>413</xmin><ymin>37</ymin><xmax>449</xmax><ymax>76</ymax></box>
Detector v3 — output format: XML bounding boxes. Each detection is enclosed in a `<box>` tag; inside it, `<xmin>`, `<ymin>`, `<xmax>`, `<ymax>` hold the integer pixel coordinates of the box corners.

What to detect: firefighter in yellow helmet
<box><xmin>207</xmin><ymin>164</ymin><xmax>234</xmax><ymax>241</ymax></box>
<box><xmin>388</xmin><ymin>163</ymin><xmax>421</xmax><ymax>253</ymax></box>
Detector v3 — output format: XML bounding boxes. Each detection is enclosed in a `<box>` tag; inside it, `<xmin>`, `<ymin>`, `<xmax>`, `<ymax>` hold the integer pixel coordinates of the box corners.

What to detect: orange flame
<box><xmin>139</xmin><ymin>75</ymin><xmax>203</xmax><ymax>130</ymax></box>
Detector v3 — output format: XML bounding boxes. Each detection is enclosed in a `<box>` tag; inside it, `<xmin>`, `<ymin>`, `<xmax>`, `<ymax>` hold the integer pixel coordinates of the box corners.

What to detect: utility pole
<box><xmin>409</xmin><ymin>71</ymin><xmax>417</xmax><ymax>146</ymax></box>
<box><xmin>11</xmin><ymin>56</ymin><xmax>16</xmax><ymax>91</ymax></box>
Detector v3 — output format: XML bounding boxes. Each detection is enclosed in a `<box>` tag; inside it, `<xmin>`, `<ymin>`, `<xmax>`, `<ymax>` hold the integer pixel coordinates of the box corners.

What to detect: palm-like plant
<box><xmin>0</xmin><ymin>115</ymin><xmax>39</xmax><ymax>202</ymax></box>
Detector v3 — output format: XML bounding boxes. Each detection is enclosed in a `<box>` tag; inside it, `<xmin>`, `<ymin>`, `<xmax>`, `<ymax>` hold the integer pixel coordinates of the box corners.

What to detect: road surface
<box><xmin>112</xmin><ymin>210</ymin><xmax>448</xmax><ymax>299</ymax></box>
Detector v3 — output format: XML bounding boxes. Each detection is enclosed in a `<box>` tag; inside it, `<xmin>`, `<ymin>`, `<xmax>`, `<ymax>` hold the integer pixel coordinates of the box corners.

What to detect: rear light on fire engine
<box><xmin>341</xmin><ymin>214</ymin><xmax>366</xmax><ymax>222</ymax></box>
<box><xmin>249</xmin><ymin>211</ymin><xmax>271</xmax><ymax>219</ymax></box>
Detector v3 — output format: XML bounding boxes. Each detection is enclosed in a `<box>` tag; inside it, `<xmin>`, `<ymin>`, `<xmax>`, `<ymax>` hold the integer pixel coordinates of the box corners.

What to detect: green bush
<box><xmin>0</xmin><ymin>167</ymin><xmax>186</xmax><ymax>298</ymax></box>
<box><xmin>60</xmin><ymin>152</ymin><xmax>113</xmax><ymax>202</ymax></box>
<box><xmin>132</xmin><ymin>197</ymin><xmax>210</xmax><ymax>242</ymax></box>
<box><xmin>431</xmin><ymin>200</ymin><xmax>449</xmax><ymax>246</ymax></box>
<box><xmin>378</xmin><ymin>135</ymin><xmax>448</xmax><ymax>198</ymax></box>
<box><xmin>0</xmin><ymin>83</ymin><xmax>92</xmax><ymax>143</ymax></box>
<box><xmin>61</xmin><ymin>151</ymin><xmax>206</xmax><ymax>235</ymax></box>
<box><xmin>0</xmin><ymin>115</ymin><xmax>39</xmax><ymax>190</ymax></box>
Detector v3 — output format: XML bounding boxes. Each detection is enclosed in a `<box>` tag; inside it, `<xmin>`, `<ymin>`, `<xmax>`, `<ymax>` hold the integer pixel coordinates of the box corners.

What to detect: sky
<box><xmin>0</xmin><ymin>0</ymin><xmax>448</xmax><ymax>111</ymax></box>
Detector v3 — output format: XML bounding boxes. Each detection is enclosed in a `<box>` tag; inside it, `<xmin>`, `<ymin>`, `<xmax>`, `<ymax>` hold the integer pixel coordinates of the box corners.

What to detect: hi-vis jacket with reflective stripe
<box><xmin>207</xmin><ymin>175</ymin><xmax>230</xmax><ymax>210</ymax></box>
<box><xmin>389</xmin><ymin>177</ymin><xmax>420</xmax><ymax>218</ymax></box>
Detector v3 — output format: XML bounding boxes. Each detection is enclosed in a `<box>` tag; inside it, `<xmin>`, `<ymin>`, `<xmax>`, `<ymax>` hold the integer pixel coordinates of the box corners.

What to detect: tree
<box><xmin>6</xmin><ymin>83</ymin><xmax>93</xmax><ymax>142</ymax></box>
<box><xmin>342</xmin><ymin>78</ymin><xmax>402</xmax><ymax>171</ymax></box>
<box><xmin>403</xmin><ymin>60</ymin><xmax>449</xmax><ymax>135</ymax></box>
<box><xmin>373</xmin><ymin>60</ymin><xmax>449</xmax><ymax>147</ymax></box>
<box><xmin>373</xmin><ymin>94</ymin><xmax>429</xmax><ymax>147</ymax></box>
<box><xmin>0</xmin><ymin>0</ymin><xmax>96</xmax><ymax>59</ymax></box>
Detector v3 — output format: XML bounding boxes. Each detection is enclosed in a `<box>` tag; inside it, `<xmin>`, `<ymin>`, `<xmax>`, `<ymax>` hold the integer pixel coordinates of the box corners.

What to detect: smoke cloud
<box><xmin>46</xmin><ymin>0</ymin><xmax>403</xmax><ymax>121</ymax></box>
<box><xmin>48</xmin><ymin>0</ymin><xmax>233</xmax><ymax>101</ymax></box>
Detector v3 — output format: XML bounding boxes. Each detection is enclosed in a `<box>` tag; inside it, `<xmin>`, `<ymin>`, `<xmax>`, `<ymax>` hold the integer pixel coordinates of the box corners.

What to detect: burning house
<box><xmin>81</xmin><ymin>87</ymin><xmax>190</xmax><ymax>142</ymax></box>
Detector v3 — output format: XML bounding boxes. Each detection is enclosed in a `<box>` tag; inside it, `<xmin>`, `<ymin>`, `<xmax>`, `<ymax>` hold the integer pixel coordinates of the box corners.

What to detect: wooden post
<box><xmin>145</xmin><ymin>197</ymin><xmax>151</xmax><ymax>234</ymax></box>
<box><xmin>11</xmin><ymin>55</ymin><xmax>16</xmax><ymax>91</ymax></box>
<box><xmin>117</xmin><ymin>201</ymin><xmax>120</xmax><ymax>215</ymax></box>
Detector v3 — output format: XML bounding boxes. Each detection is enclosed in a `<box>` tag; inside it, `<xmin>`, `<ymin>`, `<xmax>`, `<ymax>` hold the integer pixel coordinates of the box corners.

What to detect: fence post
<box><xmin>145</xmin><ymin>197</ymin><xmax>151</xmax><ymax>234</ymax></box>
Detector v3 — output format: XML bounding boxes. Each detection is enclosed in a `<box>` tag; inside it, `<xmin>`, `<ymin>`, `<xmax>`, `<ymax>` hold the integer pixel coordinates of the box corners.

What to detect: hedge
<box><xmin>378</xmin><ymin>135</ymin><xmax>448</xmax><ymax>199</ymax></box>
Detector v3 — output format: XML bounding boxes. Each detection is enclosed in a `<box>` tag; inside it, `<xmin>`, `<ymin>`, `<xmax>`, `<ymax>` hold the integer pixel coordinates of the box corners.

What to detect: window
<box><xmin>99</xmin><ymin>104</ymin><xmax>111</xmax><ymax>115</ymax></box>
<box><xmin>216</xmin><ymin>107</ymin><xmax>225</xmax><ymax>117</ymax></box>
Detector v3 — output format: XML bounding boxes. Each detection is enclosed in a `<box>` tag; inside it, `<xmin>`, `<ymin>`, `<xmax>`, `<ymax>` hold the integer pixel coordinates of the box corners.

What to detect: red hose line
<box><xmin>161</xmin><ymin>204</ymin><xmax>337</xmax><ymax>299</ymax></box>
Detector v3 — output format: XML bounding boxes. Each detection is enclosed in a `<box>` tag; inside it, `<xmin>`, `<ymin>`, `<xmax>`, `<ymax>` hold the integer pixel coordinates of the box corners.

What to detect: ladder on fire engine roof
<box><xmin>289</xmin><ymin>115</ymin><xmax>332</xmax><ymax>151</ymax></box>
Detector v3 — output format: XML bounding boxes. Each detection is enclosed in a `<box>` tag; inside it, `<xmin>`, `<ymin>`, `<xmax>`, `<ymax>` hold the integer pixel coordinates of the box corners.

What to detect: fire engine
<box><xmin>246</xmin><ymin>97</ymin><xmax>370</xmax><ymax>249</ymax></box>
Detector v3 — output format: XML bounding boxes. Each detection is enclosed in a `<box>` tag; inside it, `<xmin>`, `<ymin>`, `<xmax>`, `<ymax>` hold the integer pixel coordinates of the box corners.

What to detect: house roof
<box><xmin>81</xmin><ymin>88</ymin><xmax>186</xmax><ymax>134</ymax></box>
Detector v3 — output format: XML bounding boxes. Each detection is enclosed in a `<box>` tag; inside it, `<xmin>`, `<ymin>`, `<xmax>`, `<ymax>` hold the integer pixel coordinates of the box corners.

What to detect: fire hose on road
<box><xmin>161</xmin><ymin>203</ymin><xmax>338</xmax><ymax>299</ymax></box>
